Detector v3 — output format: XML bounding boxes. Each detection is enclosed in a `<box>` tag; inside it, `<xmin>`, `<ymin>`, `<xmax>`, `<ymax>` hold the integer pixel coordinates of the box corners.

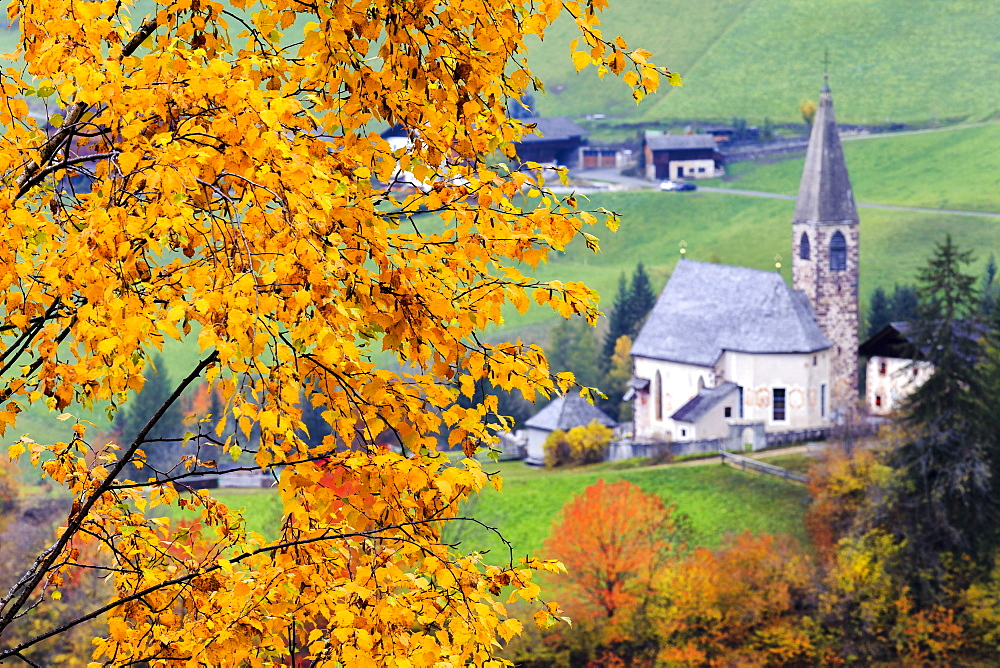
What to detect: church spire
<box><xmin>792</xmin><ymin>80</ymin><xmax>858</xmax><ymax>225</ymax></box>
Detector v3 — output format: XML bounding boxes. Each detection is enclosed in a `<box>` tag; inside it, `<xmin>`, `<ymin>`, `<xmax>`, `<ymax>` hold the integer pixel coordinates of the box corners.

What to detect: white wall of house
<box><xmin>520</xmin><ymin>427</ymin><xmax>551</xmax><ymax>465</ymax></box>
<box><xmin>669</xmin><ymin>159</ymin><xmax>721</xmax><ymax>180</ymax></box>
<box><xmin>866</xmin><ymin>356</ymin><xmax>933</xmax><ymax>415</ymax></box>
<box><xmin>675</xmin><ymin>385</ymin><xmax>742</xmax><ymax>442</ymax></box>
<box><xmin>633</xmin><ymin>348</ymin><xmax>832</xmax><ymax>441</ymax></box>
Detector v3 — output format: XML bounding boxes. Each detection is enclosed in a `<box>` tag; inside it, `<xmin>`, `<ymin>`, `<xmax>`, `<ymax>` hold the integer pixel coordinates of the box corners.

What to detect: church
<box><xmin>628</xmin><ymin>79</ymin><xmax>859</xmax><ymax>443</ymax></box>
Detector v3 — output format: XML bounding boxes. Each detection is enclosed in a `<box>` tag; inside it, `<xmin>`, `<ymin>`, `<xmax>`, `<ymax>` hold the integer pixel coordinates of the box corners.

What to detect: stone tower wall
<box><xmin>792</xmin><ymin>222</ymin><xmax>859</xmax><ymax>413</ymax></box>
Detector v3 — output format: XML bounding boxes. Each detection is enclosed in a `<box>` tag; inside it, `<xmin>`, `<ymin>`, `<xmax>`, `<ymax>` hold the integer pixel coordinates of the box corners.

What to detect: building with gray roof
<box><xmin>630</xmin><ymin>80</ymin><xmax>859</xmax><ymax>444</ymax></box>
<box><xmin>521</xmin><ymin>391</ymin><xmax>616</xmax><ymax>466</ymax></box>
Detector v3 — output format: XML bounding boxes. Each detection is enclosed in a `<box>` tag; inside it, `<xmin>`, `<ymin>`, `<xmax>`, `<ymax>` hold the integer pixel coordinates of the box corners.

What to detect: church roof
<box><xmin>792</xmin><ymin>79</ymin><xmax>859</xmax><ymax>226</ymax></box>
<box><xmin>524</xmin><ymin>391</ymin><xmax>617</xmax><ymax>432</ymax></box>
<box><xmin>671</xmin><ymin>382</ymin><xmax>740</xmax><ymax>424</ymax></box>
<box><xmin>631</xmin><ymin>260</ymin><xmax>831</xmax><ymax>366</ymax></box>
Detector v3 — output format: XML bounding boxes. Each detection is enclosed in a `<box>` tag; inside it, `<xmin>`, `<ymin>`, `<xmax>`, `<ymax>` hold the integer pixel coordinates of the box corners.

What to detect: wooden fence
<box><xmin>719</xmin><ymin>451</ymin><xmax>808</xmax><ymax>484</ymax></box>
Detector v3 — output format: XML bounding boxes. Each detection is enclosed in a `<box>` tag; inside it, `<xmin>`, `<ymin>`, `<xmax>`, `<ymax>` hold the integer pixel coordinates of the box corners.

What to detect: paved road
<box><xmin>697</xmin><ymin>186</ymin><xmax>1000</xmax><ymax>219</ymax></box>
<box><xmin>570</xmin><ymin>169</ymin><xmax>1000</xmax><ymax>219</ymax></box>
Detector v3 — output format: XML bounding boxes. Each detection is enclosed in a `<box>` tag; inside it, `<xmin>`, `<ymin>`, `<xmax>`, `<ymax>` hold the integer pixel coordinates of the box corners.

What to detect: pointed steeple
<box><xmin>792</xmin><ymin>77</ymin><xmax>858</xmax><ymax>225</ymax></box>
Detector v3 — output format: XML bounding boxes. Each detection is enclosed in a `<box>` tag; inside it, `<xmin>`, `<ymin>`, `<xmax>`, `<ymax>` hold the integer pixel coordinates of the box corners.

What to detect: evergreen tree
<box><xmin>981</xmin><ymin>253</ymin><xmax>998</xmax><ymax>319</ymax></box>
<box><xmin>889</xmin><ymin>284</ymin><xmax>919</xmax><ymax>323</ymax></box>
<box><xmin>547</xmin><ymin>316</ymin><xmax>601</xmax><ymax>388</ymax></box>
<box><xmin>625</xmin><ymin>263</ymin><xmax>656</xmax><ymax>338</ymax></box>
<box><xmin>112</xmin><ymin>355</ymin><xmax>186</xmax><ymax>478</ymax></box>
<box><xmin>866</xmin><ymin>287</ymin><xmax>892</xmax><ymax>337</ymax></box>
<box><xmin>888</xmin><ymin>236</ymin><xmax>993</xmax><ymax>598</ymax></box>
<box><xmin>601</xmin><ymin>274</ymin><xmax>630</xmax><ymax>373</ymax></box>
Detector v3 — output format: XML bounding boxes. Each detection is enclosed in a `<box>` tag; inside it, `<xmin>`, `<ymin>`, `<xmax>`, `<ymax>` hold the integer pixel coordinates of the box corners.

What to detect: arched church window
<box><xmin>830</xmin><ymin>231</ymin><xmax>847</xmax><ymax>271</ymax></box>
<box><xmin>655</xmin><ymin>370</ymin><xmax>663</xmax><ymax>421</ymax></box>
<box><xmin>799</xmin><ymin>232</ymin><xmax>810</xmax><ymax>260</ymax></box>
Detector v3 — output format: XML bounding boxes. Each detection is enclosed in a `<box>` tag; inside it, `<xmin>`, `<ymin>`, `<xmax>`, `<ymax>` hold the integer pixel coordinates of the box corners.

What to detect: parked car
<box><xmin>659</xmin><ymin>180</ymin><xmax>697</xmax><ymax>192</ymax></box>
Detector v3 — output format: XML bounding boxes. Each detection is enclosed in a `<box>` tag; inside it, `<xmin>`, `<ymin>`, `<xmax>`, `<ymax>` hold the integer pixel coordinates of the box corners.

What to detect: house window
<box><xmin>698</xmin><ymin>167</ymin><xmax>706</xmax><ymax>173</ymax></box>
<box><xmin>800</xmin><ymin>232</ymin><xmax>810</xmax><ymax>260</ymax></box>
<box><xmin>879</xmin><ymin>360</ymin><xmax>887</xmax><ymax>376</ymax></box>
<box><xmin>655</xmin><ymin>370</ymin><xmax>663</xmax><ymax>421</ymax></box>
<box><xmin>813</xmin><ymin>355</ymin><xmax>817</xmax><ymax>366</ymax></box>
<box><xmin>875</xmin><ymin>395</ymin><xmax>883</xmax><ymax>407</ymax></box>
<box><xmin>830</xmin><ymin>231</ymin><xmax>847</xmax><ymax>271</ymax></box>
<box><xmin>680</xmin><ymin>428</ymin><xmax>687</xmax><ymax>437</ymax></box>
<box><xmin>820</xmin><ymin>384</ymin><xmax>826</xmax><ymax>418</ymax></box>
<box><xmin>773</xmin><ymin>388</ymin><xmax>786</xmax><ymax>421</ymax></box>
<box><xmin>724</xmin><ymin>406</ymin><xmax>732</xmax><ymax>418</ymax></box>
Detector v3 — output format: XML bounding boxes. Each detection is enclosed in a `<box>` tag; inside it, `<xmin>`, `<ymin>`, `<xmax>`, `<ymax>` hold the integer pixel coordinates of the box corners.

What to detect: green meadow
<box><xmin>186</xmin><ymin>460</ymin><xmax>811</xmax><ymax>568</ymax></box>
<box><xmin>442</xmin><ymin>460</ymin><xmax>810</xmax><ymax>567</ymax></box>
<box><xmin>528</xmin><ymin>0</ymin><xmax>1000</xmax><ymax>126</ymax></box>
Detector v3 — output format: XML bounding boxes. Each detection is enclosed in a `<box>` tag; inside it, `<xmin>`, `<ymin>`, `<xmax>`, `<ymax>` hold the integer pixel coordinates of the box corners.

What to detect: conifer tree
<box><xmin>889</xmin><ymin>236</ymin><xmax>993</xmax><ymax>596</ymax></box>
<box><xmin>626</xmin><ymin>263</ymin><xmax>656</xmax><ymax>338</ymax></box>
<box><xmin>112</xmin><ymin>356</ymin><xmax>186</xmax><ymax>477</ymax></box>
<box><xmin>890</xmin><ymin>284</ymin><xmax>920</xmax><ymax>323</ymax></box>
<box><xmin>601</xmin><ymin>274</ymin><xmax>631</xmax><ymax>373</ymax></box>
<box><xmin>867</xmin><ymin>287</ymin><xmax>892</xmax><ymax>337</ymax></box>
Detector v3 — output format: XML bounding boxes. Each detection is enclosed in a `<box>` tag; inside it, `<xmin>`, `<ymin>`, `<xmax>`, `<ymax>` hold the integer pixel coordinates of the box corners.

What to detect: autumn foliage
<box><xmin>0</xmin><ymin>0</ymin><xmax>680</xmax><ymax>662</ymax></box>
<box><xmin>544</xmin><ymin>480</ymin><xmax>689</xmax><ymax>623</ymax></box>
<box><xmin>543</xmin><ymin>420</ymin><xmax>613</xmax><ymax>468</ymax></box>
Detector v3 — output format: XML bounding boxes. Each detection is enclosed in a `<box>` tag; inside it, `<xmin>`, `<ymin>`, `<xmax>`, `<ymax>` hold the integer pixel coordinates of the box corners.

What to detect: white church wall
<box><xmin>632</xmin><ymin>356</ymin><xmax>713</xmax><ymax>441</ymax></box>
<box><xmin>720</xmin><ymin>349</ymin><xmax>832</xmax><ymax>430</ymax></box>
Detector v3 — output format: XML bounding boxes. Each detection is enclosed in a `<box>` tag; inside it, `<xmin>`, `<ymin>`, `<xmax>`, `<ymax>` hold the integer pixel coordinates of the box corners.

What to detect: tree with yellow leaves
<box><xmin>0</xmin><ymin>0</ymin><xmax>677</xmax><ymax>663</ymax></box>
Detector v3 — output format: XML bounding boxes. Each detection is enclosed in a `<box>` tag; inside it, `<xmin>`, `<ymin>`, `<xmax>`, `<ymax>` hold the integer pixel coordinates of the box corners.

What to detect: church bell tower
<box><xmin>791</xmin><ymin>77</ymin><xmax>859</xmax><ymax>413</ymax></box>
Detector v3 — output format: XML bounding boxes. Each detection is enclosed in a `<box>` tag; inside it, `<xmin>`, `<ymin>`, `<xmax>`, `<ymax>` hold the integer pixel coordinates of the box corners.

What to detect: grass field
<box><xmin>442</xmin><ymin>460</ymin><xmax>811</xmax><ymax>567</ymax></box>
<box><xmin>529</xmin><ymin>0</ymin><xmax>1000</xmax><ymax>126</ymax></box>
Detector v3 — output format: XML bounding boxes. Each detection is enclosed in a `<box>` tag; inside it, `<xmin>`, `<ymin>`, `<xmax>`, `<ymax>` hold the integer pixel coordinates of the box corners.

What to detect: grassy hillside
<box><xmin>716</xmin><ymin>123</ymin><xmax>1000</xmax><ymax>212</ymax></box>
<box><xmin>530</xmin><ymin>0</ymin><xmax>1000</xmax><ymax>126</ymax></box>
<box><xmin>443</xmin><ymin>460</ymin><xmax>811</xmax><ymax>567</ymax></box>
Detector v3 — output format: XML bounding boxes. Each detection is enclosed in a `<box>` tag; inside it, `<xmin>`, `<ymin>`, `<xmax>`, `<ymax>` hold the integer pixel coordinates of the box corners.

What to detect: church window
<box><xmin>813</xmin><ymin>355</ymin><xmax>817</xmax><ymax>366</ymax></box>
<box><xmin>655</xmin><ymin>370</ymin><xmax>663</xmax><ymax>421</ymax></box>
<box><xmin>879</xmin><ymin>360</ymin><xmax>887</xmax><ymax>376</ymax></box>
<box><xmin>830</xmin><ymin>231</ymin><xmax>847</xmax><ymax>271</ymax></box>
<box><xmin>724</xmin><ymin>406</ymin><xmax>732</xmax><ymax>418</ymax></box>
<box><xmin>820</xmin><ymin>384</ymin><xmax>826</xmax><ymax>417</ymax></box>
<box><xmin>800</xmin><ymin>232</ymin><xmax>810</xmax><ymax>260</ymax></box>
<box><xmin>680</xmin><ymin>428</ymin><xmax>687</xmax><ymax>437</ymax></box>
<box><xmin>772</xmin><ymin>388</ymin><xmax>786</xmax><ymax>421</ymax></box>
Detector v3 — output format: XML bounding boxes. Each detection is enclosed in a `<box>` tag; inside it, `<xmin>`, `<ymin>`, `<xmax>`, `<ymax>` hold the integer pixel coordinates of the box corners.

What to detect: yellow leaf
<box><xmin>572</xmin><ymin>51</ymin><xmax>590</xmax><ymax>72</ymax></box>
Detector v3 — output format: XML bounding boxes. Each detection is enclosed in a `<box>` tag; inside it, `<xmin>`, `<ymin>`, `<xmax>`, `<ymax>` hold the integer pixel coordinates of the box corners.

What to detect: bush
<box><xmin>543</xmin><ymin>421</ymin><xmax>612</xmax><ymax>468</ymax></box>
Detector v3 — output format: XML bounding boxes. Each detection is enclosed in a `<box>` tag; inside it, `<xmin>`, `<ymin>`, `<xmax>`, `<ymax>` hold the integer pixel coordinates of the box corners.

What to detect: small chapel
<box><xmin>628</xmin><ymin>79</ymin><xmax>860</xmax><ymax>443</ymax></box>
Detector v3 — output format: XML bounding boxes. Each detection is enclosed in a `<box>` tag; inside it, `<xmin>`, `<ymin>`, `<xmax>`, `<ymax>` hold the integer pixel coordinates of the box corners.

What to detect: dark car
<box><xmin>659</xmin><ymin>180</ymin><xmax>697</xmax><ymax>192</ymax></box>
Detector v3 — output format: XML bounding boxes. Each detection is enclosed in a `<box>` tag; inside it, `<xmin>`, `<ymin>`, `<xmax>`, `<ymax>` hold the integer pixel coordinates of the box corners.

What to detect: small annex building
<box><xmin>520</xmin><ymin>391</ymin><xmax>616</xmax><ymax>466</ymax></box>
<box><xmin>628</xmin><ymin>261</ymin><xmax>833</xmax><ymax>442</ymax></box>
<box><xmin>643</xmin><ymin>133</ymin><xmax>724</xmax><ymax>181</ymax></box>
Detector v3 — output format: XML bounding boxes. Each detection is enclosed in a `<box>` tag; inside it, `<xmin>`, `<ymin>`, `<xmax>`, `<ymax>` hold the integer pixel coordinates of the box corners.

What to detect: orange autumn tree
<box><xmin>544</xmin><ymin>479</ymin><xmax>690</xmax><ymax>622</ymax></box>
<box><xmin>0</xmin><ymin>0</ymin><xmax>679</xmax><ymax>663</ymax></box>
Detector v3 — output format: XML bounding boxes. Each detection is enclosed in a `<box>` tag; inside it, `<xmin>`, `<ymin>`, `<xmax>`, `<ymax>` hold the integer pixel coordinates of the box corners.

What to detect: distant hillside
<box><xmin>529</xmin><ymin>0</ymin><xmax>1000</xmax><ymax>126</ymax></box>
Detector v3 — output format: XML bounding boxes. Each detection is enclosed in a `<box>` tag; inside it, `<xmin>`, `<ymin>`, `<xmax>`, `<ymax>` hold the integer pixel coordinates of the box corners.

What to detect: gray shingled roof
<box><xmin>671</xmin><ymin>381</ymin><xmax>740</xmax><ymax>424</ymax></box>
<box><xmin>645</xmin><ymin>134</ymin><xmax>717</xmax><ymax>151</ymax></box>
<box><xmin>792</xmin><ymin>81</ymin><xmax>858</xmax><ymax>225</ymax></box>
<box><xmin>518</xmin><ymin>117</ymin><xmax>586</xmax><ymax>143</ymax></box>
<box><xmin>524</xmin><ymin>391</ymin><xmax>616</xmax><ymax>432</ymax></box>
<box><xmin>631</xmin><ymin>260</ymin><xmax>831</xmax><ymax>366</ymax></box>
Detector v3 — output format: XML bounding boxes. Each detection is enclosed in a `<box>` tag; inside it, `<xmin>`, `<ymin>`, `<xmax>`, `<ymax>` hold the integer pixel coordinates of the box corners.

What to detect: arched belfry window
<box><xmin>799</xmin><ymin>232</ymin><xmax>810</xmax><ymax>260</ymax></box>
<box><xmin>830</xmin><ymin>231</ymin><xmax>847</xmax><ymax>271</ymax></box>
<box><xmin>655</xmin><ymin>370</ymin><xmax>663</xmax><ymax>421</ymax></box>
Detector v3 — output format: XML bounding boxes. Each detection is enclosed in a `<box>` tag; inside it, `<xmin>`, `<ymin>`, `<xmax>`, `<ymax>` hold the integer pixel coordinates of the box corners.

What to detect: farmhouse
<box><xmin>513</xmin><ymin>116</ymin><xmax>587</xmax><ymax>168</ymax></box>
<box><xmin>859</xmin><ymin>322</ymin><xmax>934</xmax><ymax>415</ymax></box>
<box><xmin>643</xmin><ymin>133</ymin><xmax>724</xmax><ymax>181</ymax></box>
<box><xmin>520</xmin><ymin>391</ymin><xmax>616</xmax><ymax>466</ymax></box>
<box><xmin>629</xmin><ymin>79</ymin><xmax>859</xmax><ymax>443</ymax></box>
